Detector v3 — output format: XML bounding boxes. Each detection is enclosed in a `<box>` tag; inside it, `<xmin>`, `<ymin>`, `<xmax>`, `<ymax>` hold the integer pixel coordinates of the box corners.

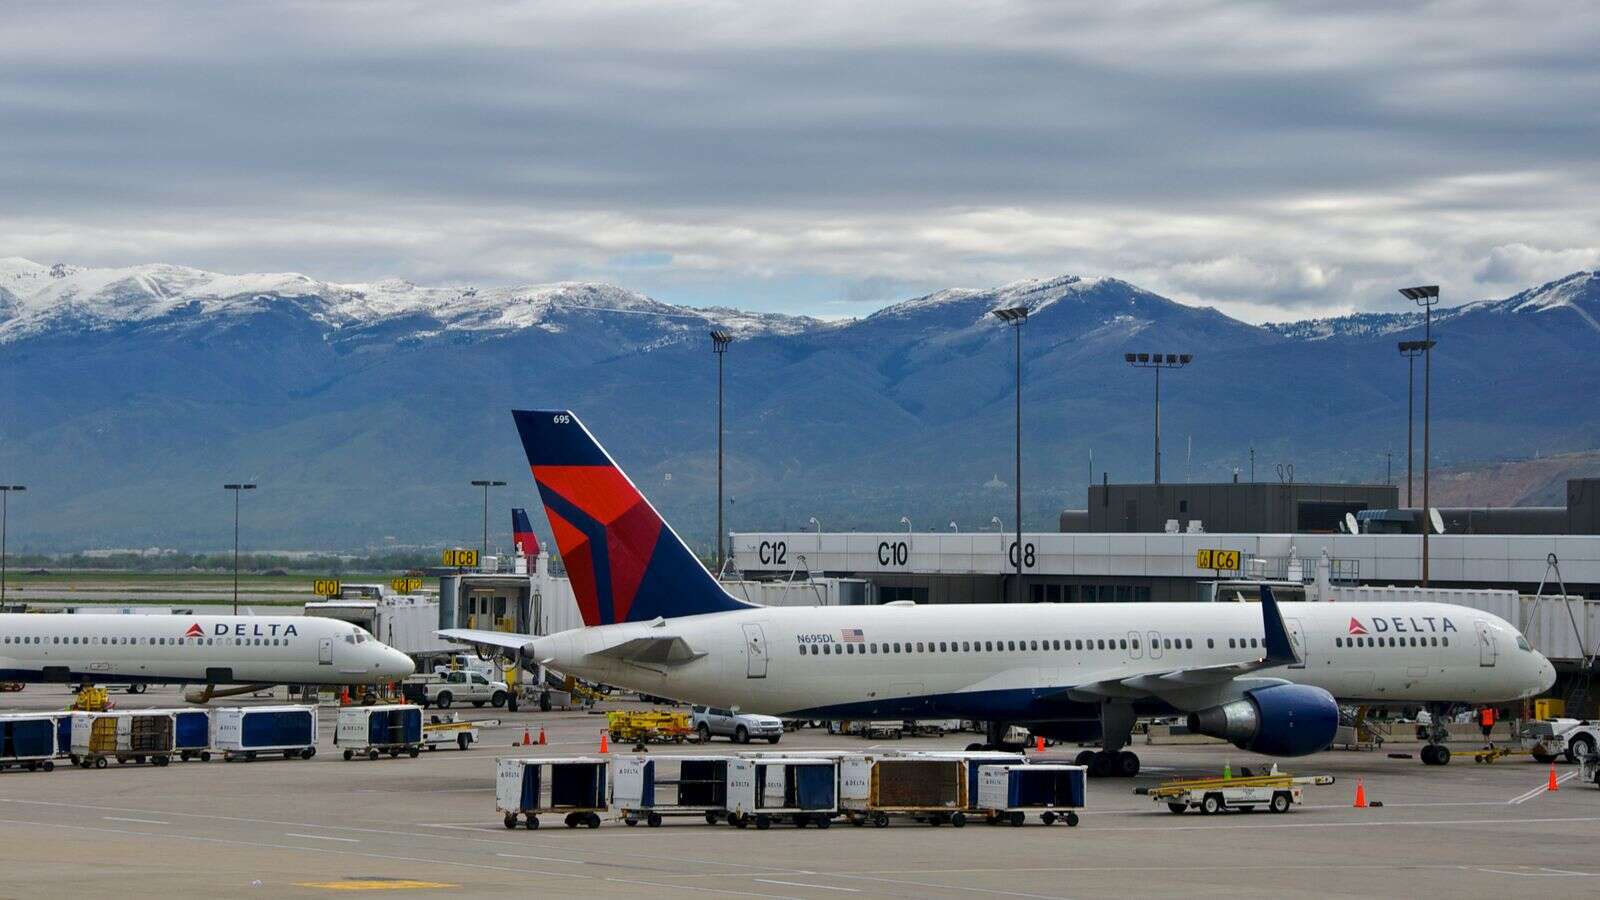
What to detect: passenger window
<box><xmin>1442</xmin><ymin>637</ymin><xmax>1449</xmax><ymax>646</ymax></box>
<box><xmin>914</xmin><ymin>642</ymin><xmax>923</xmax><ymax>653</ymax></box>
<box><xmin>810</xmin><ymin>644</ymin><xmax>818</xmax><ymax>655</ymax></box>
<box><xmin>1118</xmin><ymin>639</ymin><xmax>1127</xmax><ymax>650</ymax></box>
<box><xmin>1075</xmin><ymin>640</ymin><xmax>1084</xmax><ymax>650</ymax></box>
<box><xmin>1206</xmin><ymin>638</ymin><xmax>1214</xmax><ymax>649</ymax></box>
<box><xmin>1185</xmin><ymin>639</ymin><xmax>1193</xmax><ymax>649</ymax></box>
<box><xmin>1132</xmin><ymin>639</ymin><xmax>1140</xmax><ymax>649</ymax></box>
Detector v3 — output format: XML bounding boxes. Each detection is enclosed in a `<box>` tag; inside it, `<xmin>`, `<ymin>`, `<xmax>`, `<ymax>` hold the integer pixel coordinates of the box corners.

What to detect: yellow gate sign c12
<box><xmin>312</xmin><ymin>579</ymin><xmax>342</xmax><ymax>598</ymax></box>
<box><xmin>1195</xmin><ymin>549</ymin><xmax>1241</xmax><ymax>571</ymax></box>
<box><xmin>390</xmin><ymin>576</ymin><xmax>423</xmax><ymax>593</ymax></box>
<box><xmin>441</xmin><ymin>548</ymin><xmax>479</xmax><ymax>568</ymax></box>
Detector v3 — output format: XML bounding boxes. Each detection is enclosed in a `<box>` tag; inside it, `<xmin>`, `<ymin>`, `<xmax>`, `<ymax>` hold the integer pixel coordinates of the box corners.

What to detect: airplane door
<box><xmin>318</xmin><ymin>638</ymin><xmax>333</xmax><ymax>665</ymax></box>
<box><xmin>1476</xmin><ymin>621</ymin><xmax>1497</xmax><ymax>667</ymax></box>
<box><xmin>742</xmin><ymin>624</ymin><xmax>768</xmax><ymax>678</ymax></box>
<box><xmin>1285</xmin><ymin>618</ymin><xmax>1307</xmax><ymax>669</ymax></box>
<box><xmin>1147</xmin><ymin>631</ymin><xmax>1162</xmax><ymax>659</ymax></box>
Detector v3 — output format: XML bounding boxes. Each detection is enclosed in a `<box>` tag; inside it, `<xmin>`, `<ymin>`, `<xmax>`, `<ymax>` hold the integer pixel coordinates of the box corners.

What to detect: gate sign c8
<box><xmin>1195</xmin><ymin>549</ymin><xmax>1240</xmax><ymax>571</ymax></box>
<box><xmin>441</xmin><ymin>548</ymin><xmax>479</xmax><ymax>568</ymax></box>
<box><xmin>313</xmin><ymin>579</ymin><xmax>342</xmax><ymax>598</ymax></box>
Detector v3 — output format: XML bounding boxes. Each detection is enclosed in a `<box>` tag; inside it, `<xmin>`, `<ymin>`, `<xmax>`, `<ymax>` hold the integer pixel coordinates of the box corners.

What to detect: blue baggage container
<box><xmin>242</xmin><ymin>710</ymin><xmax>315</xmax><ymax>747</ymax></box>
<box><xmin>0</xmin><ymin>715</ymin><xmax>58</xmax><ymax>770</ymax></box>
<box><xmin>174</xmin><ymin>710</ymin><xmax>211</xmax><ymax>751</ymax></box>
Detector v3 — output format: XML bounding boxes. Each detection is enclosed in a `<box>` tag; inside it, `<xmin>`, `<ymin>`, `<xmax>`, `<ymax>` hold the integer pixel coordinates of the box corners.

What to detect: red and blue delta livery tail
<box><xmin>512</xmin><ymin>409</ymin><xmax>754</xmax><ymax>627</ymax></box>
<box><xmin>511</xmin><ymin>508</ymin><xmax>539</xmax><ymax>557</ymax></box>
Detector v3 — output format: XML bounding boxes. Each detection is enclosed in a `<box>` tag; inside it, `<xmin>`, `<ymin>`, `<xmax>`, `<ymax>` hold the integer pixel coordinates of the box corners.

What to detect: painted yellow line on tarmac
<box><xmin>294</xmin><ymin>879</ymin><xmax>459</xmax><ymax>891</ymax></box>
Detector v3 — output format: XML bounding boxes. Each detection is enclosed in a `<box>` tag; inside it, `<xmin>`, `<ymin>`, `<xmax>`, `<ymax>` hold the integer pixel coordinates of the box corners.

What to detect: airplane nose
<box><xmin>386</xmin><ymin>651</ymin><xmax>415</xmax><ymax>679</ymax></box>
<box><xmin>1537</xmin><ymin>656</ymin><xmax>1556</xmax><ymax>693</ymax></box>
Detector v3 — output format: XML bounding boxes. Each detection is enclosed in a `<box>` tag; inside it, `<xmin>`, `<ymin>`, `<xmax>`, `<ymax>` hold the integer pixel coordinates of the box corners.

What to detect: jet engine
<box><xmin>1186</xmin><ymin>683</ymin><xmax>1339</xmax><ymax>757</ymax></box>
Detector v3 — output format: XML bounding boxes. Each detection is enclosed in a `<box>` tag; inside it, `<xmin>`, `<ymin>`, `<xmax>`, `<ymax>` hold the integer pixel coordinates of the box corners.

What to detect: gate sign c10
<box><xmin>441</xmin><ymin>548</ymin><xmax>479</xmax><ymax>568</ymax></box>
<box><xmin>1195</xmin><ymin>549</ymin><xmax>1241</xmax><ymax>571</ymax></box>
<box><xmin>312</xmin><ymin>579</ymin><xmax>342</xmax><ymax>598</ymax></box>
<box><xmin>390</xmin><ymin>576</ymin><xmax>423</xmax><ymax>593</ymax></box>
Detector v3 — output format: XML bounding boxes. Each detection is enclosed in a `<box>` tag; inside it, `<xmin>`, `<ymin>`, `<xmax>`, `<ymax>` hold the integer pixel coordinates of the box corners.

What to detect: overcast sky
<box><xmin>2</xmin><ymin>1</ymin><xmax>1597</xmax><ymax>322</ymax></box>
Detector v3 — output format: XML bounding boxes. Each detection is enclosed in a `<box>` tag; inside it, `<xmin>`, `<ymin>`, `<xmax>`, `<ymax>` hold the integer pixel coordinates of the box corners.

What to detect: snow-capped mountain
<box><xmin>0</xmin><ymin>257</ymin><xmax>821</xmax><ymax>345</ymax></box>
<box><xmin>0</xmin><ymin>258</ymin><xmax>1595</xmax><ymax>552</ymax></box>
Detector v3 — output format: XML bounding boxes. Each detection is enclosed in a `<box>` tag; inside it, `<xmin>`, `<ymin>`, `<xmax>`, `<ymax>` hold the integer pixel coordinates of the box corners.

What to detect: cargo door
<box><xmin>742</xmin><ymin>624</ymin><xmax>768</xmax><ymax>678</ymax></box>
<box><xmin>1476</xmin><ymin>621</ymin><xmax>1497</xmax><ymax>667</ymax></box>
<box><xmin>1285</xmin><ymin>618</ymin><xmax>1307</xmax><ymax>669</ymax></box>
<box><xmin>318</xmin><ymin>638</ymin><xmax>333</xmax><ymax>665</ymax></box>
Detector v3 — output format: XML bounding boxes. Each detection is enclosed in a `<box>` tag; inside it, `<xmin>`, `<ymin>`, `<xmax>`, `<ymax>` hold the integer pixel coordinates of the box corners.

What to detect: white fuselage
<box><xmin>0</xmin><ymin>614</ymin><xmax>414</xmax><ymax>686</ymax></box>
<box><xmin>533</xmin><ymin>601</ymin><xmax>1555</xmax><ymax>719</ymax></box>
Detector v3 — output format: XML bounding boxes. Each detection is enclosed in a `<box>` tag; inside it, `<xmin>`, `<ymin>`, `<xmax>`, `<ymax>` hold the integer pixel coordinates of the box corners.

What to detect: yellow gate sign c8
<box><xmin>441</xmin><ymin>548</ymin><xmax>479</xmax><ymax>568</ymax></box>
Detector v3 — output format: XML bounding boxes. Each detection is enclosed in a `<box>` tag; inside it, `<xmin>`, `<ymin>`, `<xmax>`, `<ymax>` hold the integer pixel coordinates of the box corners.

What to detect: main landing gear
<box><xmin>1421</xmin><ymin>702</ymin><xmax>1453</xmax><ymax>766</ymax></box>
<box><xmin>1075</xmin><ymin>748</ymin><xmax>1141</xmax><ymax>778</ymax></box>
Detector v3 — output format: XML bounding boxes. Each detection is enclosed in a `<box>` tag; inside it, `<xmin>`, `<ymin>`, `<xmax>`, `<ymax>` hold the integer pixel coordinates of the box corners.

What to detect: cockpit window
<box><xmin>1516</xmin><ymin>636</ymin><xmax>1531</xmax><ymax>652</ymax></box>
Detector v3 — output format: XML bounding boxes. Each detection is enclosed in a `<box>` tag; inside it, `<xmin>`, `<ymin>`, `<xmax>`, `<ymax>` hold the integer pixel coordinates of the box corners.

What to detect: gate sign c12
<box><xmin>441</xmin><ymin>548</ymin><xmax>479</xmax><ymax>568</ymax></box>
<box><xmin>390</xmin><ymin>576</ymin><xmax>423</xmax><ymax>593</ymax></box>
<box><xmin>1195</xmin><ymin>549</ymin><xmax>1241</xmax><ymax>571</ymax></box>
<box><xmin>313</xmin><ymin>579</ymin><xmax>342</xmax><ymax>598</ymax></box>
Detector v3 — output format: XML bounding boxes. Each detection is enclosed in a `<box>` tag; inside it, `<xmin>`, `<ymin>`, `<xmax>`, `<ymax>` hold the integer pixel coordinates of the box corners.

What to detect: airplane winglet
<box><xmin>1259</xmin><ymin>585</ymin><xmax>1300</xmax><ymax>665</ymax></box>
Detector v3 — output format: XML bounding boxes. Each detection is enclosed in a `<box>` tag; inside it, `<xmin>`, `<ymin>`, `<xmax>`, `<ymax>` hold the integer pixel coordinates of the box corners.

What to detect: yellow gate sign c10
<box><xmin>441</xmin><ymin>548</ymin><xmax>479</xmax><ymax>568</ymax></box>
<box><xmin>312</xmin><ymin>579</ymin><xmax>342</xmax><ymax>598</ymax></box>
<box><xmin>1195</xmin><ymin>549</ymin><xmax>1241</xmax><ymax>571</ymax></box>
<box><xmin>390</xmin><ymin>576</ymin><xmax>423</xmax><ymax>593</ymax></box>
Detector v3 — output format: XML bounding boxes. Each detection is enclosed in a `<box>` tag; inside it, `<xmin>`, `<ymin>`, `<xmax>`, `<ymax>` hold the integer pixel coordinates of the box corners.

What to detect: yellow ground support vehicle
<box><xmin>1141</xmin><ymin>771</ymin><xmax>1334</xmax><ymax>815</ymax></box>
<box><xmin>606</xmin><ymin>710</ymin><xmax>694</xmax><ymax>745</ymax></box>
<box><xmin>68</xmin><ymin>685</ymin><xmax>111</xmax><ymax>712</ymax></box>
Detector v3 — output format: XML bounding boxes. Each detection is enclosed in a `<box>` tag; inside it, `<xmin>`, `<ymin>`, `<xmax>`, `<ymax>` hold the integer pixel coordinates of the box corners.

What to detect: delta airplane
<box><xmin>1</xmin><ymin>613</ymin><xmax>414</xmax><ymax>694</ymax></box>
<box><xmin>444</xmin><ymin>410</ymin><xmax>1555</xmax><ymax>775</ymax></box>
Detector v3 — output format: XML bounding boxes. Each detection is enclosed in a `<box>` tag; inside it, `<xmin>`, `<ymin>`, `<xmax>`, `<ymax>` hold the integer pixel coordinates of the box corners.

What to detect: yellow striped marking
<box><xmin>295</xmin><ymin>880</ymin><xmax>459</xmax><ymax>891</ymax></box>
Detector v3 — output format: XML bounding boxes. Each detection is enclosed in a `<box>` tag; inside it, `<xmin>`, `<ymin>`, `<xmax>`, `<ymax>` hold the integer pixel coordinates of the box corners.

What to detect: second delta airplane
<box><xmin>445</xmin><ymin>409</ymin><xmax>1556</xmax><ymax>776</ymax></box>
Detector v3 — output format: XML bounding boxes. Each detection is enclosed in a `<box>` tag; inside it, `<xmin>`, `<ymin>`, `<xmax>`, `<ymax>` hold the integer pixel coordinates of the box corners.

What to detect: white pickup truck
<box><xmin>405</xmin><ymin>672</ymin><xmax>512</xmax><ymax>710</ymax></box>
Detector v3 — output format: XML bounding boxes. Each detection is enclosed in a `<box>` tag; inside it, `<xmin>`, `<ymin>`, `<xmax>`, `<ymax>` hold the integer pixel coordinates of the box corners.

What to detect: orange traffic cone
<box><xmin>522</xmin><ymin>727</ymin><xmax>531</xmax><ymax>746</ymax></box>
<box><xmin>1548</xmin><ymin>763</ymin><xmax>1559</xmax><ymax>792</ymax></box>
<box><xmin>599</xmin><ymin>729</ymin><xmax>609</xmax><ymax>754</ymax></box>
<box><xmin>1034</xmin><ymin>735</ymin><xmax>1045</xmax><ymax>752</ymax></box>
<box><xmin>340</xmin><ymin>688</ymin><xmax>349</xmax><ymax>706</ymax></box>
<box><xmin>538</xmin><ymin>727</ymin><xmax>546</xmax><ymax>745</ymax></box>
<box><xmin>1353</xmin><ymin>779</ymin><xmax>1367</xmax><ymax>808</ymax></box>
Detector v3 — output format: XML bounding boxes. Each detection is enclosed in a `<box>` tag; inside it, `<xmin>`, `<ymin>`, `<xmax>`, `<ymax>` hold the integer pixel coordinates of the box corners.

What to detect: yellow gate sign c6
<box><xmin>1195</xmin><ymin>549</ymin><xmax>1240</xmax><ymax>571</ymax></box>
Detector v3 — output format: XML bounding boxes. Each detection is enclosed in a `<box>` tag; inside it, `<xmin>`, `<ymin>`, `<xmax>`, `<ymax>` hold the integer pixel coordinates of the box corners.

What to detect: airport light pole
<box><xmin>899</xmin><ymin>516</ymin><xmax>912</xmax><ymax>535</ymax></box>
<box><xmin>1399</xmin><ymin>286</ymin><xmax>1440</xmax><ymax>586</ymax></box>
<box><xmin>1123</xmin><ymin>352</ymin><xmax>1192</xmax><ymax>485</ymax></box>
<box><xmin>223</xmin><ymin>483</ymin><xmax>255</xmax><ymax>615</ymax></box>
<box><xmin>1397</xmin><ymin>339</ymin><xmax>1432</xmax><ymax>507</ymax></box>
<box><xmin>710</xmin><ymin>330</ymin><xmax>733</xmax><ymax>572</ymax></box>
<box><xmin>992</xmin><ymin>306</ymin><xmax>1028</xmax><ymax>603</ymax></box>
<box><xmin>470</xmin><ymin>480</ymin><xmax>506</xmax><ymax>561</ymax></box>
<box><xmin>0</xmin><ymin>485</ymin><xmax>24</xmax><ymax>606</ymax></box>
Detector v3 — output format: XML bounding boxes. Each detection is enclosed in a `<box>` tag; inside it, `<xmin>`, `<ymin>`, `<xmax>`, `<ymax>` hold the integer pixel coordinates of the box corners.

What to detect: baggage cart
<box><xmin>212</xmin><ymin>706</ymin><xmax>317</xmax><ymax>761</ymax></box>
<box><xmin>141</xmin><ymin>708</ymin><xmax>212</xmax><ymax>761</ymax></box>
<box><xmin>497</xmin><ymin>756</ymin><xmax>609</xmax><ymax>830</ymax></box>
<box><xmin>69</xmin><ymin>710</ymin><xmax>177</xmax><ymax>768</ymax></box>
<box><xmin>723</xmin><ymin>756</ymin><xmax>838</xmax><ymax>829</ymax></box>
<box><xmin>612</xmin><ymin>754</ymin><xmax>730</xmax><ymax>826</ymax></box>
<box><xmin>976</xmin><ymin>764</ymin><xmax>1085</xmax><ymax>826</ymax></box>
<box><xmin>840</xmin><ymin>754</ymin><xmax>967</xmax><ymax>827</ymax></box>
<box><xmin>335</xmin><ymin>704</ymin><xmax>423</xmax><ymax>760</ymax></box>
<box><xmin>896</xmin><ymin>750</ymin><xmax>1027</xmax><ymax>814</ymax></box>
<box><xmin>0</xmin><ymin>713</ymin><xmax>58</xmax><ymax>772</ymax></box>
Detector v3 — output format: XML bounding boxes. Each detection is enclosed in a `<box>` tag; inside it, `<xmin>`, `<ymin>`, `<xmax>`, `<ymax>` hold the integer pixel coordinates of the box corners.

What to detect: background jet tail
<box><xmin>511</xmin><ymin>508</ymin><xmax>540</xmax><ymax>557</ymax></box>
<box><xmin>511</xmin><ymin>409</ymin><xmax>754</xmax><ymax>626</ymax></box>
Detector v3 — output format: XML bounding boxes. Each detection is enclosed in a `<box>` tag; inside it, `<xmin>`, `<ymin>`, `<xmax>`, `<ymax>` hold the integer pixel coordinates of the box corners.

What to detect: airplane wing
<box><xmin>591</xmin><ymin>636</ymin><xmax>705</xmax><ymax>665</ymax></box>
<box><xmin>1054</xmin><ymin>585</ymin><xmax>1302</xmax><ymax>703</ymax></box>
<box><xmin>437</xmin><ymin>628</ymin><xmax>537</xmax><ymax>655</ymax></box>
<box><xmin>437</xmin><ymin>629</ymin><xmax>704</xmax><ymax>667</ymax></box>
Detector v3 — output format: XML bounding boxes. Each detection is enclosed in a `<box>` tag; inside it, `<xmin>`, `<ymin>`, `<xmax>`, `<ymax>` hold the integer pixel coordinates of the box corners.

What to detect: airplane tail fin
<box><xmin>511</xmin><ymin>508</ymin><xmax>539</xmax><ymax>557</ymax></box>
<box><xmin>511</xmin><ymin>409</ymin><xmax>754</xmax><ymax>626</ymax></box>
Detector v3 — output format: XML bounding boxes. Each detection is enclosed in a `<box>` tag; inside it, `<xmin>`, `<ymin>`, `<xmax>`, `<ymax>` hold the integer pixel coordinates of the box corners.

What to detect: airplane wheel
<box><xmin>1433</xmin><ymin>746</ymin><xmax>1451</xmax><ymax>766</ymax></box>
<box><xmin>1074</xmin><ymin>750</ymin><xmax>1096</xmax><ymax>767</ymax></box>
<box><xmin>1116</xmin><ymin>751</ymin><xmax>1141</xmax><ymax>777</ymax></box>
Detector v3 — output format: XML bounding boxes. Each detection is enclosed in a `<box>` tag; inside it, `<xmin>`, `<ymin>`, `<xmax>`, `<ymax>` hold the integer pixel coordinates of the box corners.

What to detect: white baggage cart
<box><xmin>839</xmin><ymin>754</ymin><xmax>968</xmax><ymax>827</ymax></box>
<box><xmin>612</xmin><ymin>754</ymin><xmax>731</xmax><ymax>826</ymax></box>
<box><xmin>976</xmin><ymin>763</ymin><xmax>1085</xmax><ymax>826</ymax></box>
<box><xmin>497</xmin><ymin>756</ymin><xmax>609</xmax><ymax>830</ymax></box>
<box><xmin>69</xmin><ymin>710</ymin><xmax>177</xmax><ymax>768</ymax></box>
<box><xmin>723</xmin><ymin>756</ymin><xmax>838</xmax><ymax>829</ymax></box>
<box><xmin>335</xmin><ymin>704</ymin><xmax>423</xmax><ymax>760</ymax></box>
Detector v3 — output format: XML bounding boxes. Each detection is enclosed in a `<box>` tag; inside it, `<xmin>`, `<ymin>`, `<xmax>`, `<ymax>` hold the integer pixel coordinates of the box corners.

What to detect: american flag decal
<box><xmin>841</xmin><ymin>628</ymin><xmax>864</xmax><ymax>643</ymax></box>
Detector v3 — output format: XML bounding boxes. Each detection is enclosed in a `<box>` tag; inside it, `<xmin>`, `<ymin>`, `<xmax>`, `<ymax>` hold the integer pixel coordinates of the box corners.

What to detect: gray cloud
<box><xmin>1</xmin><ymin>1</ymin><xmax>1598</xmax><ymax>320</ymax></box>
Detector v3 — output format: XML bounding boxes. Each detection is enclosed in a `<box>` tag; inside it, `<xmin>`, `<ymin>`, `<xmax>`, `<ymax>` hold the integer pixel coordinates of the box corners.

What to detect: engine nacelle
<box><xmin>1186</xmin><ymin>683</ymin><xmax>1338</xmax><ymax>757</ymax></box>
